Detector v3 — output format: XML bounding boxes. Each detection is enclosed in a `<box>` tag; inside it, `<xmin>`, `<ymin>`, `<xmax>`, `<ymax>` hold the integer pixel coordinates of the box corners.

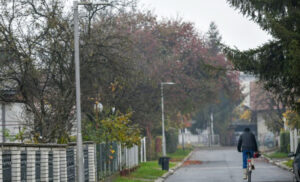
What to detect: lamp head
<box><xmin>162</xmin><ymin>82</ymin><xmax>176</xmax><ymax>85</ymax></box>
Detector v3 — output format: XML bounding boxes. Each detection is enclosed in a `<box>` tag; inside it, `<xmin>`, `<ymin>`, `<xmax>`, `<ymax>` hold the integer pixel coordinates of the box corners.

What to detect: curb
<box><xmin>154</xmin><ymin>150</ymin><xmax>194</xmax><ymax>182</ymax></box>
<box><xmin>262</xmin><ymin>154</ymin><xmax>293</xmax><ymax>172</ymax></box>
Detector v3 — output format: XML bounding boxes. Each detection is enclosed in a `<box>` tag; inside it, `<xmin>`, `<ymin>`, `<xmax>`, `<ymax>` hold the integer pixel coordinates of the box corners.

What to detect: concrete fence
<box><xmin>0</xmin><ymin>137</ymin><xmax>146</xmax><ymax>181</ymax></box>
<box><xmin>290</xmin><ymin>128</ymin><xmax>300</xmax><ymax>153</ymax></box>
<box><xmin>178</xmin><ymin>133</ymin><xmax>220</xmax><ymax>146</ymax></box>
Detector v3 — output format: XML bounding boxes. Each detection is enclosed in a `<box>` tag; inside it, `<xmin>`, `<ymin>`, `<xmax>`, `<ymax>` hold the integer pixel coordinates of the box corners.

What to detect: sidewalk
<box><xmin>262</xmin><ymin>152</ymin><xmax>293</xmax><ymax>172</ymax></box>
<box><xmin>154</xmin><ymin>150</ymin><xmax>194</xmax><ymax>182</ymax></box>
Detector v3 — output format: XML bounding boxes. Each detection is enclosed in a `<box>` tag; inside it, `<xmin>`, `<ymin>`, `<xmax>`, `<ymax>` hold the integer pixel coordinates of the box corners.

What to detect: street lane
<box><xmin>165</xmin><ymin>147</ymin><xmax>294</xmax><ymax>182</ymax></box>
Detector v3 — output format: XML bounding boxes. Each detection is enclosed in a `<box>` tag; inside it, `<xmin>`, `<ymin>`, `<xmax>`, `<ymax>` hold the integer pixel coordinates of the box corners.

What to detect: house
<box><xmin>0</xmin><ymin>90</ymin><xmax>26</xmax><ymax>143</ymax></box>
<box><xmin>250</xmin><ymin>82</ymin><xmax>284</xmax><ymax>150</ymax></box>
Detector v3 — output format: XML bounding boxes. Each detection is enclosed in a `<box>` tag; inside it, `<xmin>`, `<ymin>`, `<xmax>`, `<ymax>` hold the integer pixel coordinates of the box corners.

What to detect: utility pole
<box><xmin>181</xmin><ymin>114</ymin><xmax>185</xmax><ymax>151</ymax></box>
<box><xmin>211</xmin><ymin>113</ymin><xmax>214</xmax><ymax>145</ymax></box>
<box><xmin>1</xmin><ymin>104</ymin><xmax>5</xmax><ymax>143</ymax></box>
<box><xmin>74</xmin><ymin>1</ymin><xmax>84</xmax><ymax>181</ymax></box>
<box><xmin>73</xmin><ymin>1</ymin><xmax>110</xmax><ymax>181</ymax></box>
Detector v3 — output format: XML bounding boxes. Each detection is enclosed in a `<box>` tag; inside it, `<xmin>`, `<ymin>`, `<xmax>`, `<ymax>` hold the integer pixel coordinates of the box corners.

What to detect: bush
<box><xmin>146</xmin><ymin>136</ymin><xmax>157</xmax><ymax>160</ymax></box>
<box><xmin>166</xmin><ymin>128</ymin><xmax>178</xmax><ymax>153</ymax></box>
<box><xmin>280</xmin><ymin>131</ymin><xmax>290</xmax><ymax>153</ymax></box>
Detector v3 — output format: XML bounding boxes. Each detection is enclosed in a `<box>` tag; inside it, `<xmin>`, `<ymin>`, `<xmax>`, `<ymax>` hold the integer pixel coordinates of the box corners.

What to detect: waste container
<box><xmin>159</xmin><ymin>157</ymin><xmax>170</xmax><ymax>171</ymax></box>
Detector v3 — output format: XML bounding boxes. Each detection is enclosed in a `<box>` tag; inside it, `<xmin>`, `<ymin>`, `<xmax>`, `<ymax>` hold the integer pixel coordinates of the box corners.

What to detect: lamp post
<box><xmin>161</xmin><ymin>82</ymin><xmax>175</xmax><ymax>157</ymax></box>
<box><xmin>210</xmin><ymin>112</ymin><xmax>214</xmax><ymax>145</ymax></box>
<box><xmin>74</xmin><ymin>1</ymin><xmax>110</xmax><ymax>181</ymax></box>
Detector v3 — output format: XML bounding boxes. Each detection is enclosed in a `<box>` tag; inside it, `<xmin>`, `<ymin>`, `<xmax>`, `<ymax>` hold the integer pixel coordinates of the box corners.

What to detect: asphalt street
<box><xmin>165</xmin><ymin>147</ymin><xmax>294</xmax><ymax>182</ymax></box>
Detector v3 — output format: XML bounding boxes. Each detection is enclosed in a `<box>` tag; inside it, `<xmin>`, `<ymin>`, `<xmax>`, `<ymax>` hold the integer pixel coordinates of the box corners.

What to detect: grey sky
<box><xmin>137</xmin><ymin>0</ymin><xmax>272</xmax><ymax>51</ymax></box>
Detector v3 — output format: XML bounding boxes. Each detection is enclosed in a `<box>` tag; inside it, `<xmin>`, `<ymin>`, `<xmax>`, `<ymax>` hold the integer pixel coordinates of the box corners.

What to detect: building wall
<box><xmin>0</xmin><ymin>103</ymin><xmax>26</xmax><ymax>142</ymax></box>
<box><xmin>257</xmin><ymin>112</ymin><xmax>275</xmax><ymax>150</ymax></box>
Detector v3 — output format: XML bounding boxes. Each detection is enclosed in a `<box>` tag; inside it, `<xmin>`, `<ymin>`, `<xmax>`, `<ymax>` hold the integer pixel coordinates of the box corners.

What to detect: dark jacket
<box><xmin>237</xmin><ymin>131</ymin><xmax>258</xmax><ymax>152</ymax></box>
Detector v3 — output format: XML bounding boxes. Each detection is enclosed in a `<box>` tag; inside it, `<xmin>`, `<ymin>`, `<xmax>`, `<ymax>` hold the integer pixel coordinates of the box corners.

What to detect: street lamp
<box><xmin>74</xmin><ymin>1</ymin><xmax>110</xmax><ymax>181</ymax></box>
<box><xmin>161</xmin><ymin>82</ymin><xmax>175</xmax><ymax>157</ymax></box>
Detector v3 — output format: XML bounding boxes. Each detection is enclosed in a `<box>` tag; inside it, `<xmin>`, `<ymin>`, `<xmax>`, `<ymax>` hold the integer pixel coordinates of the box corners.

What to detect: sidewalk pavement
<box><xmin>154</xmin><ymin>150</ymin><xmax>194</xmax><ymax>182</ymax></box>
<box><xmin>262</xmin><ymin>154</ymin><xmax>293</xmax><ymax>172</ymax></box>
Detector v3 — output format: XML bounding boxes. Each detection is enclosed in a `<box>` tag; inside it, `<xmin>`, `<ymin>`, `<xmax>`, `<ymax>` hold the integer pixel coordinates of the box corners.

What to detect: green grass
<box><xmin>113</xmin><ymin>148</ymin><xmax>193</xmax><ymax>182</ymax></box>
<box><xmin>283</xmin><ymin>159</ymin><xmax>293</xmax><ymax>168</ymax></box>
<box><xmin>114</xmin><ymin>178</ymin><xmax>145</xmax><ymax>182</ymax></box>
<box><xmin>114</xmin><ymin>161</ymin><xmax>177</xmax><ymax>182</ymax></box>
<box><xmin>168</xmin><ymin>148</ymin><xmax>192</xmax><ymax>161</ymax></box>
<box><xmin>265</xmin><ymin>151</ymin><xmax>288</xmax><ymax>159</ymax></box>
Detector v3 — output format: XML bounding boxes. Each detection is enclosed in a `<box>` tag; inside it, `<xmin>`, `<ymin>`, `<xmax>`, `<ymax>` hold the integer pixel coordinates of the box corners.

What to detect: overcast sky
<box><xmin>137</xmin><ymin>0</ymin><xmax>272</xmax><ymax>51</ymax></box>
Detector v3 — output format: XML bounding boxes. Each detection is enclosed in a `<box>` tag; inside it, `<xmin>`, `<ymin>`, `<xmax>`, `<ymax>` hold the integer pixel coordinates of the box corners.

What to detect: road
<box><xmin>165</xmin><ymin>147</ymin><xmax>294</xmax><ymax>182</ymax></box>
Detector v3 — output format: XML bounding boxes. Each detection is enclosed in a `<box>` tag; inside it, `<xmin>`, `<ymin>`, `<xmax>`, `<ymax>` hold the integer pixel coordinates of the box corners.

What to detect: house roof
<box><xmin>0</xmin><ymin>89</ymin><xmax>24</xmax><ymax>103</ymax></box>
<box><xmin>250</xmin><ymin>82</ymin><xmax>283</xmax><ymax>111</ymax></box>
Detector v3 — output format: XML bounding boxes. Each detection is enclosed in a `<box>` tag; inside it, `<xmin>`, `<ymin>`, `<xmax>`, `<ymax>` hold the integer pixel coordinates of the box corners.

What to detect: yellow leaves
<box><xmin>240</xmin><ymin>110</ymin><xmax>251</xmax><ymax>120</ymax></box>
<box><xmin>98</xmin><ymin>112</ymin><xmax>141</xmax><ymax>147</ymax></box>
<box><xmin>110</xmin><ymin>81</ymin><xmax>118</xmax><ymax>92</ymax></box>
<box><xmin>283</xmin><ymin>110</ymin><xmax>300</xmax><ymax>129</ymax></box>
<box><xmin>110</xmin><ymin>80</ymin><xmax>124</xmax><ymax>92</ymax></box>
<box><xmin>283</xmin><ymin>110</ymin><xmax>294</xmax><ymax>119</ymax></box>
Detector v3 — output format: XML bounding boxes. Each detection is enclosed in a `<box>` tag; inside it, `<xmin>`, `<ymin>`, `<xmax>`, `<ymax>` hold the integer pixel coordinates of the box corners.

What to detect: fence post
<box><xmin>140</xmin><ymin>139</ymin><xmax>143</xmax><ymax>163</ymax></box>
<box><xmin>294</xmin><ymin>129</ymin><xmax>298</xmax><ymax>152</ymax></box>
<box><xmin>59</xmin><ymin>148</ymin><xmax>67</xmax><ymax>181</ymax></box>
<box><xmin>41</xmin><ymin>148</ymin><xmax>49</xmax><ymax>181</ymax></box>
<box><xmin>290</xmin><ymin>129</ymin><xmax>294</xmax><ymax>152</ymax></box>
<box><xmin>11</xmin><ymin>146</ymin><xmax>21</xmax><ymax>181</ymax></box>
<box><xmin>53</xmin><ymin>148</ymin><xmax>61</xmax><ymax>181</ymax></box>
<box><xmin>143</xmin><ymin>137</ymin><xmax>146</xmax><ymax>162</ymax></box>
<box><xmin>130</xmin><ymin>147</ymin><xmax>133</xmax><ymax>168</ymax></box>
<box><xmin>118</xmin><ymin>144</ymin><xmax>122</xmax><ymax>171</ymax></box>
<box><xmin>88</xmin><ymin>143</ymin><xmax>96</xmax><ymax>181</ymax></box>
<box><xmin>0</xmin><ymin>150</ymin><xmax>2</xmax><ymax>181</ymax></box>
<box><xmin>26</xmin><ymin>147</ymin><xmax>36</xmax><ymax>182</ymax></box>
<box><xmin>136</xmin><ymin>146</ymin><xmax>138</xmax><ymax>166</ymax></box>
<box><xmin>125</xmin><ymin>147</ymin><xmax>128</xmax><ymax>169</ymax></box>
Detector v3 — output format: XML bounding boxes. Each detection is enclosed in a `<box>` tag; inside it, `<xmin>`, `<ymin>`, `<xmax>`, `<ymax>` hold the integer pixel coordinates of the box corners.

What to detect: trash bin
<box><xmin>159</xmin><ymin>157</ymin><xmax>170</xmax><ymax>171</ymax></box>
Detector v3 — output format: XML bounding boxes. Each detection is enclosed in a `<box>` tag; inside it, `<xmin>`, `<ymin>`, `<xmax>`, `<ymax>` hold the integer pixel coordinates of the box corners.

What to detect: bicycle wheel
<box><xmin>248</xmin><ymin>171</ymin><xmax>251</xmax><ymax>182</ymax></box>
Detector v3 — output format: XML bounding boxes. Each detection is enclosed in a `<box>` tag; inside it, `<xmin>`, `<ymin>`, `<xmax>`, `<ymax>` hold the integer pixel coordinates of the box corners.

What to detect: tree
<box><xmin>225</xmin><ymin>0</ymin><xmax>300</xmax><ymax>110</ymax></box>
<box><xmin>0</xmin><ymin>0</ymin><xmax>76</xmax><ymax>142</ymax></box>
<box><xmin>187</xmin><ymin>22</ymin><xmax>243</xmax><ymax>145</ymax></box>
<box><xmin>283</xmin><ymin>110</ymin><xmax>300</xmax><ymax>129</ymax></box>
<box><xmin>0</xmin><ymin>0</ymin><xmax>135</xmax><ymax>143</ymax></box>
<box><xmin>83</xmin><ymin>111</ymin><xmax>141</xmax><ymax>147</ymax></box>
<box><xmin>207</xmin><ymin>22</ymin><xmax>222</xmax><ymax>55</ymax></box>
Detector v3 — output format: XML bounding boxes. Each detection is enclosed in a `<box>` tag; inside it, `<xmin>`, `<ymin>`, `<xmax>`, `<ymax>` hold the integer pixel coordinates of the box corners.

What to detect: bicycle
<box><xmin>245</xmin><ymin>152</ymin><xmax>260</xmax><ymax>181</ymax></box>
<box><xmin>246</xmin><ymin>152</ymin><xmax>253</xmax><ymax>182</ymax></box>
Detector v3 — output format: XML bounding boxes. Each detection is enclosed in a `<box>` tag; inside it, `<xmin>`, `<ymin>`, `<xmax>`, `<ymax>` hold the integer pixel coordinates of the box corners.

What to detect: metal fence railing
<box><xmin>66</xmin><ymin>147</ymin><xmax>75</xmax><ymax>182</ymax></box>
<box><xmin>2</xmin><ymin>150</ymin><xmax>11</xmax><ymax>182</ymax></box>
<box><xmin>95</xmin><ymin>139</ymin><xmax>145</xmax><ymax>181</ymax></box>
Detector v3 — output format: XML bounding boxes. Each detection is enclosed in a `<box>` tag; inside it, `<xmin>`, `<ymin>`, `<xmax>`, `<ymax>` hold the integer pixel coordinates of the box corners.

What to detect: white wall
<box><xmin>0</xmin><ymin>103</ymin><xmax>26</xmax><ymax>142</ymax></box>
<box><xmin>257</xmin><ymin>112</ymin><xmax>275</xmax><ymax>150</ymax></box>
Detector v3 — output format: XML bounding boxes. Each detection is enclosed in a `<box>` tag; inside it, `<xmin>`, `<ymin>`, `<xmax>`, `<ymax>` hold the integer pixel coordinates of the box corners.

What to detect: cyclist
<box><xmin>237</xmin><ymin>127</ymin><xmax>258</xmax><ymax>180</ymax></box>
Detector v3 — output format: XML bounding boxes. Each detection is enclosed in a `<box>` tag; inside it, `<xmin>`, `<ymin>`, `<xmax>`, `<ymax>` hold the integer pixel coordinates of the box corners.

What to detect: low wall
<box><xmin>0</xmin><ymin>138</ymin><xmax>147</xmax><ymax>181</ymax></box>
<box><xmin>0</xmin><ymin>142</ymin><xmax>95</xmax><ymax>181</ymax></box>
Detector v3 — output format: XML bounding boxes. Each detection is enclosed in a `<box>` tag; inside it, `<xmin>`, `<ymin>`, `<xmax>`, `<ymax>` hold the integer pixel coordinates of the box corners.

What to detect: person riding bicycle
<box><xmin>237</xmin><ymin>127</ymin><xmax>258</xmax><ymax>180</ymax></box>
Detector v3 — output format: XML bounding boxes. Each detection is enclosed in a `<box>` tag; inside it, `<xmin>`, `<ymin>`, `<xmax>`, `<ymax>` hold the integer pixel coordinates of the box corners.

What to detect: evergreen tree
<box><xmin>225</xmin><ymin>0</ymin><xmax>300</xmax><ymax>110</ymax></box>
<box><xmin>207</xmin><ymin>22</ymin><xmax>222</xmax><ymax>55</ymax></box>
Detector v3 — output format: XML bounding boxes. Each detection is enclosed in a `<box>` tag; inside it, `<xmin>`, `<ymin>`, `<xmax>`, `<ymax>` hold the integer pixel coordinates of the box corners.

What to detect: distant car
<box><xmin>264</xmin><ymin>137</ymin><xmax>275</xmax><ymax>148</ymax></box>
<box><xmin>289</xmin><ymin>144</ymin><xmax>300</xmax><ymax>182</ymax></box>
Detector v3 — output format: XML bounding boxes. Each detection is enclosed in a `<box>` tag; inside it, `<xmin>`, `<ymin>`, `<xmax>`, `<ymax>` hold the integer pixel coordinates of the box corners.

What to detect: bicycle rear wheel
<box><xmin>247</xmin><ymin>171</ymin><xmax>251</xmax><ymax>182</ymax></box>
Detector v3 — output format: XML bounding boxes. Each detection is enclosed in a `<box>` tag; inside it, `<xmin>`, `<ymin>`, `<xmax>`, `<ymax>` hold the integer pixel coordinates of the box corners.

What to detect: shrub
<box><xmin>146</xmin><ymin>136</ymin><xmax>156</xmax><ymax>160</ymax></box>
<box><xmin>280</xmin><ymin>131</ymin><xmax>290</xmax><ymax>153</ymax></box>
<box><xmin>166</xmin><ymin>128</ymin><xmax>178</xmax><ymax>153</ymax></box>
